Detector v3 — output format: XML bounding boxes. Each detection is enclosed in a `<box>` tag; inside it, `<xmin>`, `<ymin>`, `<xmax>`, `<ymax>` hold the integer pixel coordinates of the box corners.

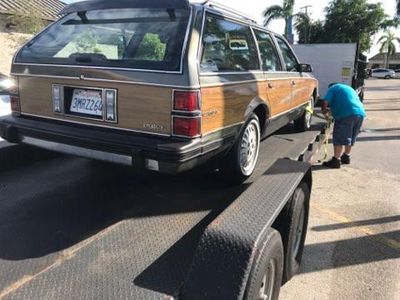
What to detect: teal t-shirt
<box><xmin>324</xmin><ymin>84</ymin><xmax>366</xmax><ymax>120</ymax></box>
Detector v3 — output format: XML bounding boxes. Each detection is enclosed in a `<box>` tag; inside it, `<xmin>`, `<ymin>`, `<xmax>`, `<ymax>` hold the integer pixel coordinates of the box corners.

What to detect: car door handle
<box><xmin>268</xmin><ymin>83</ymin><xmax>274</xmax><ymax>89</ymax></box>
<box><xmin>291</xmin><ymin>81</ymin><xmax>296</xmax><ymax>86</ymax></box>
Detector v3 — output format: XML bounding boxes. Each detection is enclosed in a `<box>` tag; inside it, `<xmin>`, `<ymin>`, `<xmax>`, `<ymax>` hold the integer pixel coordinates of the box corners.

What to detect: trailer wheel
<box><xmin>244</xmin><ymin>229</ymin><xmax>283</xmax><ymax>300</ymax></box>
<box><xmin>222</xmin><ymin>114</ymin><xmax>260</xmax><ymax>183</ymax></box>
<box><xmin>294</xmin><ymin>97</ymin><xmax>313</xmax><ymax>132</ymax></box>
<box><xmin>282</xmin><ymin>182</ymin><xmax>310</xmax><ymax>283</ymax></box>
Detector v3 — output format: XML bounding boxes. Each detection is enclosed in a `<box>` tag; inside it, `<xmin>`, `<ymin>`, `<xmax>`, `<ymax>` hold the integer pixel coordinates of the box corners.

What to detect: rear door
<box><xmin>274</xmin><ymin>36</ymin><xmax>310</xmax><ymax>108</ymax></box>
<box><xmin>253</xmin><ymin>30</ymin><xmax>291</xmax><ymax>117</ymax></box>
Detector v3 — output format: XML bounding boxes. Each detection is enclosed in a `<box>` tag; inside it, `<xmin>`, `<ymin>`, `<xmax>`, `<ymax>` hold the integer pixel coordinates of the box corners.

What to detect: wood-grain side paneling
<box><xmin>200</xmin><ymin>77</ymin><xmax>317</xmax><ymax>135</ymax></box>
<box><xmin>292</xmin><ymin>78</ymin><xmax>317</xmax><ymax>107</ymax></box>
<box><xmin>264</xmin><ymin>79</ymin><xmax>292</xmax><ymax>115</ymax></box>
<box><xmin>18</xmin><ymin>77</ymin><xmax>172</xmax><ymax>135</ymax></box>
<box><xmin>201</xmin><ymin>81</ymin><xmax>265</xmax><ymax>134</ymax></box>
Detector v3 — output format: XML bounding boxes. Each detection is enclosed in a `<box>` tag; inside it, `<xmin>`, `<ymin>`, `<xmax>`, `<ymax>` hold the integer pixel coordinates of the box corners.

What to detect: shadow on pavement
<box><xmin>356</xmin><ymin>135</ymin><xmax>400</xmax><ymax>142</ymax></box>
<box><xmin>312</xmin><ymin>215</ymin><xmax>400</xmax><ymax>232</ymax></box>
<box><xmin>301</xmin><ymin>230</ymin><xmax>400</xmax><ymax>274</ymax></box>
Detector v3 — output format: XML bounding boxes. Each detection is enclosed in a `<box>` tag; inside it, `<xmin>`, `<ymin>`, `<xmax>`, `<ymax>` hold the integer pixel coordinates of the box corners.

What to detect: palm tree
<box><xmin>377</xmin><ymin>31</ymin><xmax>400</xmax><ymax>68</ymax></box>
<box><xmin>263</xmin><ymin>0</ymin><xmax>295</xmax><ymax>42</ymax></box>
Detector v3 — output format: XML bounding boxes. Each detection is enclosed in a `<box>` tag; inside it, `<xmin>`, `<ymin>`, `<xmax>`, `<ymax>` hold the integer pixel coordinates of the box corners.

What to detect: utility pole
<box><xmin>300</xmin><ymin>5</ymin><xmax>312</xmax><ymax>15</ymax></box>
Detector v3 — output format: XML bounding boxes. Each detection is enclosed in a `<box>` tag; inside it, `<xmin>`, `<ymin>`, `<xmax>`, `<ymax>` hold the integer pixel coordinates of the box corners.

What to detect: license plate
<box><xmin>70</xmin><ymin>89</ymin><xmax>103</xmax><ymax>116</ymax></box>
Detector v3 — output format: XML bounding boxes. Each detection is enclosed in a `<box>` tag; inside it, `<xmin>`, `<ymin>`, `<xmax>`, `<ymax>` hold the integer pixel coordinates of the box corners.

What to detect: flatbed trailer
<box><xmin>0</xmin><ymin>118</ymin><xmax>330</xmax><ymax>300</ymax></box>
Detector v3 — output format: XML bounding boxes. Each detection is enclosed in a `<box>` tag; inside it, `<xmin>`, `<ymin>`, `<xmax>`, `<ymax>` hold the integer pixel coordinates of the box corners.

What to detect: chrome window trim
<box><xmin>13</xmin><ymin>7</ymin><xmax>194</xmax><ymax>75</ymax></box>
<box><xmin>198</xmin><ymin>9</ymin><xmax>263</xmax><ymax>75</ymax></box>
<box><xmin>199</xmin><ymin>76</ymin><xmax>314</xmax><ymax>88</ymax></box>
<box><xmin>20</xmin><ymin>113</ymin><xmax>171</xmax><ymax>137</ymax></box>
<box><xmin>11</xmin><ymin>73</ymin><xmax>200</xmax><ymax>89</ymax></box>
<box><xmin>250</xmin><ymin>27</ymin><xmax>263</xmax><ymax>73</ymax></box>
<box><xmin>200</xmin><ymin>71</ymin><xmax>264</xmax><ymax>76</ymax></box>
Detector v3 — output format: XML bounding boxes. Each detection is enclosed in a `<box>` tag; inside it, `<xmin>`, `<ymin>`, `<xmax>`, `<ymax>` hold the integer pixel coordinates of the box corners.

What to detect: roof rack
<box><xmin>201</xmin><ymin>0</ymin><xmax>258</xmax><ymax>24</ymax></box>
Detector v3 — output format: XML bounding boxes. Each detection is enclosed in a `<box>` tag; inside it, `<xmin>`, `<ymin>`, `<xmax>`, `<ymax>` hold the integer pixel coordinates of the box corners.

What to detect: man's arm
<box><xmin>321</xmin><ymin>100</ymin><xmax>330</xmax><ymax>116</ymax></box>
<box><xmin>321</xmin><ymin>87</ymin><xmax>334</xmax><ymax>118</ymax></box>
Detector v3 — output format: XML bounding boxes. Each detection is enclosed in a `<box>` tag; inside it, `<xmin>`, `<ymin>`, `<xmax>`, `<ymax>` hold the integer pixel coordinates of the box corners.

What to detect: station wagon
<box><xmin>0</xmin><ymin>0</ymin><xmax>318</xmax><ymax>181</ymax></box>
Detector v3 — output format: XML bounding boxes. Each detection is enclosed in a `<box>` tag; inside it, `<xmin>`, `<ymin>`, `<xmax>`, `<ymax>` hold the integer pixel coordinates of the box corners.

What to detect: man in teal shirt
<box><xmin>322</xmin><ymin>83</ymin><xmax>366</xmax><ymax>168</ymax></box>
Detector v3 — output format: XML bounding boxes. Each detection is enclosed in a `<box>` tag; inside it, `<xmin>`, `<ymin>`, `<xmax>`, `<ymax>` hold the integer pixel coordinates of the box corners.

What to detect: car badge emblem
<box><xmin>80</xmin><ymin>74</ymin><xmax>85</xmax><ymax>80</ymax></box>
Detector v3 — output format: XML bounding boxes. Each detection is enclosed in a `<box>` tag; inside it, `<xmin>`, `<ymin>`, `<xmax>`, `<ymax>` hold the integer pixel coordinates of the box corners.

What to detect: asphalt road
<box><xmin>281</xmin><ymin>78</ymin><xmax>400</xmax><ymax>300</ymax></box>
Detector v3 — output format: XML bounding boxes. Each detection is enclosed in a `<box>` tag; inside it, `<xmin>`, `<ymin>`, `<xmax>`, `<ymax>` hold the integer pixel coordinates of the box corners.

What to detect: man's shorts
<box><xmin>333</xmin><ymin>115</ymin><xmax>364</xmax><ymax>146</ymax></box>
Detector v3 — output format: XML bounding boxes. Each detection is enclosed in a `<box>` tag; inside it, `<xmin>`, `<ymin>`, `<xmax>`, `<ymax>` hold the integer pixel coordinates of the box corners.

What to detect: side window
<box><xmin>275</xmin><ymin>36</ymin><xmax>298</xmax><ymax>72</ymax></box>
<box><xmin>254</xmin><ymin>30</ymin><xmax>282</xmax><ymax>71</ymax></box>
<box><xmin>201</xmin><ymin>15</ymin><xmax>260</xmax><ymax>72</ymax></box>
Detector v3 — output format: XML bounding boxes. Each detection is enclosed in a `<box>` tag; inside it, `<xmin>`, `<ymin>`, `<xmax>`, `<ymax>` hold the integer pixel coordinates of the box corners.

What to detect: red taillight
<box><xmin>173</xmin><ymin>91</ymin><xmax>200</xmax><ymax>112</ymax></box>
<box><xmin>173</xmin><ymin>117</ymin><xmax>201</xmax><ymax>137</ymax></box>
<box><xmin>10</xmin><ymin>95</ymin><xmax>21</xmax><ymax>114</ymax></box>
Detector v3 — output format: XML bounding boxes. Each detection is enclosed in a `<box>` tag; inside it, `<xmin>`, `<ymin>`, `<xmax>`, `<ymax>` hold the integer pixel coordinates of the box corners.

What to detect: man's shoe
<box><xmin>322</xmin><ymin>157</ymin><xmax>341</xmax><ymax>169</ymax></box>
<box><xmin>341</xmin><ymin>153</ymin><xmax>351</xmax><ymax>164</ymax></box>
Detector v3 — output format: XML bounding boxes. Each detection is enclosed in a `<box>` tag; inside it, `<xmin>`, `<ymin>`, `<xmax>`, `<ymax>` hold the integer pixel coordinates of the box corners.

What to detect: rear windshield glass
<box><xmin>16</xmin><ymin>8</ymin><xmax>190</xmax><ymax>72</ymax></box>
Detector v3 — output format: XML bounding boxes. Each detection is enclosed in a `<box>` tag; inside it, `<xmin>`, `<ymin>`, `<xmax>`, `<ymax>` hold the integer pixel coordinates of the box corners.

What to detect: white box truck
<box><xmin>293</xmin><ymin>43</ymin><xmax>366</xmax><ymax>101</ymax></box>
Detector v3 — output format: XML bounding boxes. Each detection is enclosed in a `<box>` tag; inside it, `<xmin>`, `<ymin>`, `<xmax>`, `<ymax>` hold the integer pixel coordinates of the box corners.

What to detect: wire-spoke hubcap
<box><xmin>259</xmin><ymin>259</ymin><xmax>276</xmax><ymax>300</ymax></box>
<box><xmin>240</xmin><ymin>120</ymin><xmax>260</xmax><ymax>176</ymax></box>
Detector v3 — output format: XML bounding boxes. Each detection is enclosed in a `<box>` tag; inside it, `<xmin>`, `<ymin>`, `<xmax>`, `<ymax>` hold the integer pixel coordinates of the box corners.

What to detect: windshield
<box><xmin>16</xmin><ymin>8</ymin><xmax>190</xmax><ymax>72</ymax></box>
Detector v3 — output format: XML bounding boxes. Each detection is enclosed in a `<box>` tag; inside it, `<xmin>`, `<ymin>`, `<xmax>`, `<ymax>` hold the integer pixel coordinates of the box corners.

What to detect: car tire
<box><xmin>384</xmin><ymin>75</ymin><xmax>390</xmax><ymax>79</ymax></box>
<box><xmin>281</xmin><ymin>182</ymin><xmax>310</xmax><ymax>283</ymax></box>
<box><xmin>222</xmin><ymin>114</ymin><xmax>261</xmax><ymax>184</ymax></box>
<box><xmin>294</xmin><ymin>97</ymin><xmax>313</xmax><ymax>132</ymax></box>
<box><xmin>244</xmin><ymin>229</ymin><xmax>284</xmax><ymax>300</ymax></box>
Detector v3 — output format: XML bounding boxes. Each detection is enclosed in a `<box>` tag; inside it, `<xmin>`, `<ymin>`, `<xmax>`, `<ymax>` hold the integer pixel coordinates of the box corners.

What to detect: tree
<box><xmin>295</xmin><ymin>14</ymin><xmax>325</xmax><ymax>44</ymax></box>
<box><xmin>322</xmin><ymin>0</ymin><xmax>385</xmax><ymax>52</ymax></box>
<box><xmin>263</xmin><ymin>0</ymin><xmax>295</xmax><ymax>42</ymax></box>
<box><xmin>377</xmin><ymin>31</ymin><xmax>400</xmax><ymax>68</ymax></box>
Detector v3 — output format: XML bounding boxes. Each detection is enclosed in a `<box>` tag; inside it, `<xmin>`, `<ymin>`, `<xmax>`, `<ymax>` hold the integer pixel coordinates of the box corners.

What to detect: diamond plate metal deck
<box><xmin>0</xmin><ymin>121</ymin><xmax>326</xmax><ymax>299</ymax></box>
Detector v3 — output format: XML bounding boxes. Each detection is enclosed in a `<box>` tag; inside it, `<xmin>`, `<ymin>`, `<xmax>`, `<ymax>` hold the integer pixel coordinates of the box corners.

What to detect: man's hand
<box><xmin>322</xmin><ymin>109</ymin><xmax>331</xmax><ymax>121</ymax></box>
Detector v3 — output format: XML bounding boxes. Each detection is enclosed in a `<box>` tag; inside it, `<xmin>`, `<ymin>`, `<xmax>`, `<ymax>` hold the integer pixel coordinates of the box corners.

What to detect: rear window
<box><xmin>16</xmin><ymin>8</ymin><xmax>190</xmax><ymax>72</ymax></box>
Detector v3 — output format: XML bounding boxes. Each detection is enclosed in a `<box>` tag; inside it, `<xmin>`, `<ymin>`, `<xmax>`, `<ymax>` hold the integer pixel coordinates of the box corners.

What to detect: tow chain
<box><xmin>306</xmin><ymin>104</ymin><xmax>333</xmax><ymax>163</ymax></box>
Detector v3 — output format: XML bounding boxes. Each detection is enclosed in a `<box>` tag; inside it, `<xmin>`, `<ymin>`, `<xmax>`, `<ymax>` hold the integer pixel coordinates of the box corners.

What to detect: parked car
<box><xmin>371</xmin><ymin>68</ymin><xmax>395</xmax><ymax>79</ymax></box>
<box><xmin>395</xmin><ymin>69</ymin><xmax>400</xmax><ymax>78</ymax></box>
<box><xmin>0</xmin><ymin>0</ymin><xmax>317</xmax><ymax>181</ymax></box>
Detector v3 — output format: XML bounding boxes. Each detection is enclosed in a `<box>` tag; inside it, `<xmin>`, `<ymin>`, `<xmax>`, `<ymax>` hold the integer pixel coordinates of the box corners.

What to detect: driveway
<box><xmin>281</xmin><ymin>79</ymin><xmax>400</xmax><ymax>299</ymax></box>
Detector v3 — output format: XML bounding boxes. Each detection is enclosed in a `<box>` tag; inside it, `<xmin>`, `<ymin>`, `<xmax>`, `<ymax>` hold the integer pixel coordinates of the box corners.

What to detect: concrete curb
<box><xmin>0</xmin><ymin>141</ymin><xmax>58</xmax><ymax>171</ymax></box>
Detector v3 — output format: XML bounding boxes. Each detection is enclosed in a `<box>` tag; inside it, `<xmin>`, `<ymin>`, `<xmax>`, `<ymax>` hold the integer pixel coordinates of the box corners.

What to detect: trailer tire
<box><xmin>222</xmin><ymin>114</ymin><xmax>260</xmax><ymax>183</ymax></box>
<box><xmin>244</xmin><ymin>229</ymin><xmax>283</xmax><ymax>300</ymax></box>
<box><xmin>281</xmin><ymin>181</ymin><xmax>310</xmax><ymax>283</ymax></box>
<box><xmin>294</xmin><ymin>97</ymin><xmax>313</xmax><ymax>132</ymax></box>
